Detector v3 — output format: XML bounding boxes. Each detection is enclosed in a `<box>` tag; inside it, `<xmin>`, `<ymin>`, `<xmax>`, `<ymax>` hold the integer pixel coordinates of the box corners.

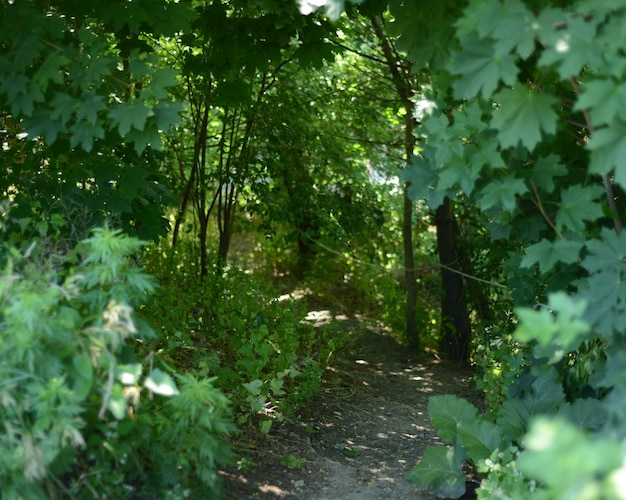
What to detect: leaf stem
<box><xmin>530</xmin><ymin>180</ymin><xmax>563</xmax><ymax>239</ymax></box>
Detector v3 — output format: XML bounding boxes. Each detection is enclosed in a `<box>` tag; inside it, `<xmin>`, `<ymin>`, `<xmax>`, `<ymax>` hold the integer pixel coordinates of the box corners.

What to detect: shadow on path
<box><xmin>221</xmin><ymin>310</ymin><xmax>482</xmax><ymax>499</ymax></box>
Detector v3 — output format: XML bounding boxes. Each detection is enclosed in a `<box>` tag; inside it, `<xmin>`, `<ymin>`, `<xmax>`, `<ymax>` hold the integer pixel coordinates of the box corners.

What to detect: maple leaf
<box><xmin>587</xmin><ymin>120</ymin><xmax>626</xmax><ymax>190</ymax></box>
<box><xmin>531</xmin><ymin>155</ymin><xmax>568</xmax><ymax>194</ymax></box>
<box><xmin>451</xmin><ymin>37</ymin><xmax>518</xmax><ymax>100</ymax></box>
<box><xmin>538</xmin><ymin>16</ymin><xmax>599</xmax><ymax>78</ymax></box>
<box><xmin>582</xmin><ymin>228</ymin><xmax>626</xmax><ymax>273</ymax></box>
<box><xmin>520</xmin><ymin>239</ymin><xmax>583</xmax><ymax>274</ymax></box>
<box><xmin>555</xmin><ymin>184</ymin><xmax>604</xmax><ymax>234</ymax></box>
<box><xmin>108</xmin><ymin>100</ymin><xmax>154</xmax><ymax>136</ymax></box>
<box><xmin>574</xmin><ymin>79</ymin><xmax>626</xmax><ymax>127</ymax></box>
<box><xmin>477</xmin><ymin>177</ymin><xmax>527</xmax><ymax>213</ymax></box>
<box><xmin>491</xmin><ymin>84</ymin><xmax>558</xmax><ymax>151</ymax></box>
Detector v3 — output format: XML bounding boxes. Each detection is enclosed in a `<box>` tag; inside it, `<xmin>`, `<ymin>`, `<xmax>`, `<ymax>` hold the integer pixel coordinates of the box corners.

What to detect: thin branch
<box><xmin>570</xmin><ymin>77</ymin><xmax>623</xmax><ymax>234</ymax></box>
<box><xmin>531</xmin><ymin>180</ymin><xmax>564</xmax><ymax>239</ymax></box>
<box><xmin>312</xmin><ymin>239</ymin><xmax>510</xmax><ymax>290</ymax></box>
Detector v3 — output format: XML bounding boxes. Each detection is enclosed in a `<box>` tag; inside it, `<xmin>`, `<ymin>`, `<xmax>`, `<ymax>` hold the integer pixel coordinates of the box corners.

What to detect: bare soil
<box><xmin>220</xmin><ymin>312</ymin><xmax>483</xmax><ymax>500</ymax></box>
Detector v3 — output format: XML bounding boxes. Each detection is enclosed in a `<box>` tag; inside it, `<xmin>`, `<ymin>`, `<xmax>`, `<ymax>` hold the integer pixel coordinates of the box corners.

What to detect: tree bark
<box><xmin>435</xmin><ymin>196</ymin><xmax>471</xmax><ymax>362</ymax></box>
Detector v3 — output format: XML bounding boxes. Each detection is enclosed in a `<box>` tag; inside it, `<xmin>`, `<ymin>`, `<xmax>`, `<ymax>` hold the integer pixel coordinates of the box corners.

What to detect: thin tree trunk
<box><xmin>403</xmin><ymin>185</ymin><xmax>418</xmax><ymax>349</ymax></box>
<box><xmin>435</xmin><ymin>196</ymin><xmax>471</xmax><ymax>362</ymax></box>
<box><xmin>371</xmin><ymin>15</ymin><xmax>419</xmax><ymax>349</ymax></box>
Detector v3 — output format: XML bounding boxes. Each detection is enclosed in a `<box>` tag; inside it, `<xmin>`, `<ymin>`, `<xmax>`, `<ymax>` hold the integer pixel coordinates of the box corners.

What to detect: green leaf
<box><xmin>260</xmin><ymin>419</ymin><xmax>273</xmax><ymax>435</ymax></box>
<box><xmin>269</xmin><ymin>377</ymin><xmax>285</xmax><ymax>396</ymax></box>
<box><xmin>557</xmin><ymin>399</ymin><xmax>608</xmax><ymax>431</ymax></box>
<box><xmin>406</xmin><ymin>446</ymin><xmax>466</xmax><ymax>499</ymax></box>
<box><xmin>491</xmin><ymin>84</ymin><xmax>559</xmax><ymax>151</ymax></box>
<box><xmin>457</xmin><ymin>418</ymin><xmax>502</xmax><ymax>462</ymax></box>
<box><xmin>582</xmin><ymin>227</ymin><xmax>626</xmax><ymax>273</ymax></box>
<box><xmin>74</xmin><ymin>91</ymin><xmax>107</xmax><ymax>125</ymax></box>
<box><xmin>491</xmin><ymin>0</ymin><xmax>536</xmax><ymax>58</ymax></box>
<box><xmin>574</xmin><ymin>78</ymin><xmax>626</xmax><ymax>127</ymax></box>
<box><xmin>116</xmin><ymin>363</ymin><xmax>143</xmax><ymax>385</ymax></box>
<box><xmin>538</xmin><ymin>16</ymin><xmax>599</xmax><ymax>78</ymax></box>
<box><xmin>515</xmin><ymin>292</ymin><xmax>589</xmax><ymax>354</ymax></box>
<box><xmin>497</xmin><ymin>367</ymin><xmax>566</xmax><ymax>443</ymax></box>
<box><xmin>587</xmin><ymin>120</ymin><xmax>626</xmax><ymax>190</ymax></box>
<box><xmin>243</xmin><ymin>379</ymin><xmax>263</xmax><ymax>396</ymax></box>
<box><xmin>144</xmin><ymin>68</ymin><xmax>179</xmax><ymax>100</ymax></box>
<box><xmin>518</xmin><ymin>418</ymin><xmax>622</xmax><ymax>496</ymax></box>
<box><xmin>72</xmin><ymin>353</ymin><xmax>94</xmax><ymax>399</ymax></box>
<box><xmin>579</xmin><ymin>272</ymin><xmax>626</xmax><ymax>336</ymax></box>
<box><xmin>531</xmin><ymin>155</ymin><xmax>568</xmax><ymax>194</ymax></box>
<box><xmin>68</xmin><ymin>119</ymin><xmax>105</xmax><ymax>152</ymax></box>
<box><xmin>107</xmin><ymin>383</ymin><xmax>128</xmax><ymax>420</ymax></box>
<box><xmin>555</xmin><ymin>184</ymin><xmax>604</xmax><ymax>233</ymax></box>
<box><xmin>153</xmin><ymin>102</ymin><xmax>182</xmax><ymax>130</ymax></box>
<box><xmin>33</xmin><ymin>51</ymin><xmax>70</xmax><ymax>90</ymax></box>
<box><xmin>402</xmin><ymin>154</ymin><xmax>447</xmax><ymax>208</ymax></box>
<box><xmin>520</xmin><ymin>239</ymin><xmax>583</xmax><ymax>274</ymax></box>
<box><xmin>144</xmin><ymin>368</ymin><xmax>180</xmax><ymax>396</ymax></box>
<box><xmin>428</xmin><ymin>395</ymin><xmax>479</xmax><ymax>444</ymax></box>
<box><xmin>477</xmin><ymin>177</ymin><xmax>527</xmax><ymax>213</ymax></box>
<box><xmin>437</xmin><ymin>155</ymin><xmax>481</xmax><ymax>195</ymax></box>
<box><xmin>109</xmin><ymin>100</ymin><xmax>154</xmax><ymax>136</ymax></box>
<box><xmin>451</xmin><ymin>37</ymin><xmax>518</xmax><ymax>99</ymax></box>
<box><xmin>23</xmin><ymin>109</ymin><xmax>66</xmax><ymax>144</ymax></box>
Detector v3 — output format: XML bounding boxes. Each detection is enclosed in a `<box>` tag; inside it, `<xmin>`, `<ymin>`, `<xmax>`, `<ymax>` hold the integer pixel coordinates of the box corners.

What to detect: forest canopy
<box><xmin>1</xmin><ymin>0</ymin><xmax>626</xmax><ymax>498</ymax></box>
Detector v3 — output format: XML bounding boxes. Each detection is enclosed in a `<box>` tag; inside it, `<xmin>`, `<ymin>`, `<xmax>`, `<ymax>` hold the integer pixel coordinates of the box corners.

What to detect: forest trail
<box><xmin>221</xmin><ymin>310</ymin><xmax>482</xmax><ymax>499</ymax></box>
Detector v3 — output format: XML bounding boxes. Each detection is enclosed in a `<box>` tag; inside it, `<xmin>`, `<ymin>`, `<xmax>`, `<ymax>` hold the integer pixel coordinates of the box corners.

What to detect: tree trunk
<box><xmin>403</xmin><ymin>185</ymin><xmax>419</xmax><ymax>349</ymax></box>
<box><xmin>370</xmin><ymin>15</ymin><xmax>419</xmax><ymax>350</ymax></box>
<box><xmin>435</xmin><ymin>196</ymin><xmax>471</xmax><ymax>362</ymax></box>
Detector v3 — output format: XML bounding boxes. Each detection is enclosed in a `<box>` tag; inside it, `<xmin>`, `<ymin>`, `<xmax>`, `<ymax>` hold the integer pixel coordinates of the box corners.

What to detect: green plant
<box><xmin>472</xmin><ymin>322</ymin><xmax>527</xmax><ymax>417</ymax></box>
<box><xmin>281</xmin><ymin>454</ymin><xmax>305</xmax><ymax>469</ymax></box>
<box><xmin>143</xmin><ymin>239</ymin><xmax>345</xmax><ymax>430</ymax></box>
<box><xmin>0</xmin><ymin>223</ymin><xmax>235</xmax><ymax>498</ymax></box>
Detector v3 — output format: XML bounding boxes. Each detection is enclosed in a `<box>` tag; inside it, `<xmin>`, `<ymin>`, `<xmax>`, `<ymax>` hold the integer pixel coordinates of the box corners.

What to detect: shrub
<box><xmin>143</xmin><ymin>242</ymin><xmax>346</xmax><ymax>432</ymax></box>
<box><xmin>0</xmin><ymin>223</ymin><xmax>235</xmax><ymax>498</ymax></box>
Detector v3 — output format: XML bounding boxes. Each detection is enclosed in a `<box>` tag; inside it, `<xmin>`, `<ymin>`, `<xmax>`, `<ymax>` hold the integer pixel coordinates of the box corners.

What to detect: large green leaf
<box><xmin>491</xmin><ymin>84</ymin><xmax>558</xmax><ymax>151</ymax></box>
<box><xmin>497</xmin><ymin>366</ymin><xmax>565</xmax><ymax>442</ymax></box>
<box><xmin>457</xmin><ymin>418</ymin><xmax>503</xmax><ymax>462</ymax></box>
<box><xmin>587</xmin><ymin>120</ymin><xmax>626</xmax><ymax>190</ymax></box>
<box><xmin>531</xmin><ymin>155</ymin><xmax>568</xmax><ymax>194</ymax></box>
<box><xmin>574</xmin><ymin>78</ymin><xmax>626</xmax><ymax>127</ymax></box>
<box><xmin>451</xmin><ymin>37</ymin><xmax>518</xmax><ymax>100</ymax></box>
<box><xmin>406</xmin><ymin>446</ymin><xmax>466</xmax><ymax>499</ymax></box>
<box><xmin>108</xmin><ymin>99</ymin><xmax>155</xmax><ymax>136</ymax></box>
<box><xmin>515</xmin><ymin>292</ymin><xmax>590</xmax><ymax>355</ymax></box>
<box><xmin>520</xmin><ymin>239</ymin><xmax>583</xmax><ymax>274</ymax></box>
<box><xmin>537</xmin><ymin>16</ymin><xmax>599</xmax><ymax>78</ymax></box>
<box><xmin>582</xmin><ymin>228</ymin><xmax>626</xmax><ymax>273</ymax></box>
<box><xmin>555</xmin><ymin>184</ymin><xmax>604</xmax><ymax>234</ymax></box>
<box><xmin>477</xmin><ymin>177</ymin><xmax>527</xmax><ymax>213</ymax></box>
<box><xmin>557</xmin><ymin>399</ymin><xmax>608</xmax><ymax>432</ymax></box>
<box><xmin>428</xmin><ymin>395</ymin><xmax>479</xmax><ymax>444</ymax></box>
<box><xmin>519</xmin><ymin>418</ymin><xmax>622</xmax><ymax>497</ymax></box>
<box><xmin>402</xmin><ymin>154</ymin><xmax>448</xmax><ymax>208</ymax></box>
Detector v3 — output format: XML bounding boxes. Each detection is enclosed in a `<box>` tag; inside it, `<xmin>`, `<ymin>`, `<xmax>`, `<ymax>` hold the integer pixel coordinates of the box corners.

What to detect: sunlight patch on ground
<box><xmin>304</xmin><ymin>309</ymin><xmax>334</xmax><ymax>326</ymax></box>
<box><xmin>274</xmin><ymin>288</ymin><xmax>312</xmax><ymax>302</ymax></box>
<box><xmin>258</xmin><ymin>483</ymin><xmax>292</xmax><ymax>496</ymax></box>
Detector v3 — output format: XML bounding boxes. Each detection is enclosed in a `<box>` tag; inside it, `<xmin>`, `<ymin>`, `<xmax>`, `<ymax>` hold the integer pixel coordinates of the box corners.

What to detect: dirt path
<box><xmin>221</xmin><ymin>313</ymin><xmax>482</xmax><ymax>499</ymax></box>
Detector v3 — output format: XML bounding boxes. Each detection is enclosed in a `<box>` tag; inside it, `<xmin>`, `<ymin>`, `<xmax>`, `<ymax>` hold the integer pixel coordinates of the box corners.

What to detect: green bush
<box><xmin>0</xmin><ymin>224</ymin><xmax>235</xmax><ymax>498</ymax></box>
<box><xmin>144</xmin><ymin>243</ymin><xmax>345</xmax><ymax>431</ymax></box>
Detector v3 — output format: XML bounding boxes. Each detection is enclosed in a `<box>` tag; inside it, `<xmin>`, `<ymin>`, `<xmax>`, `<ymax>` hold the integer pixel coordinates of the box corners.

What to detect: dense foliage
<box><xmin>393</xmin><ymin>0</ymin><xmax>626</xmax><ymax>497</ymax></box>
<box><xmin>0</xmin><ymin>223</ymin><xmax>235</xmax><ymax>498</ymax></box>
<box><xmin>4</xmin><ymin>0</ymin><xmax>626</xmax><ymax>497</ymax></box>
